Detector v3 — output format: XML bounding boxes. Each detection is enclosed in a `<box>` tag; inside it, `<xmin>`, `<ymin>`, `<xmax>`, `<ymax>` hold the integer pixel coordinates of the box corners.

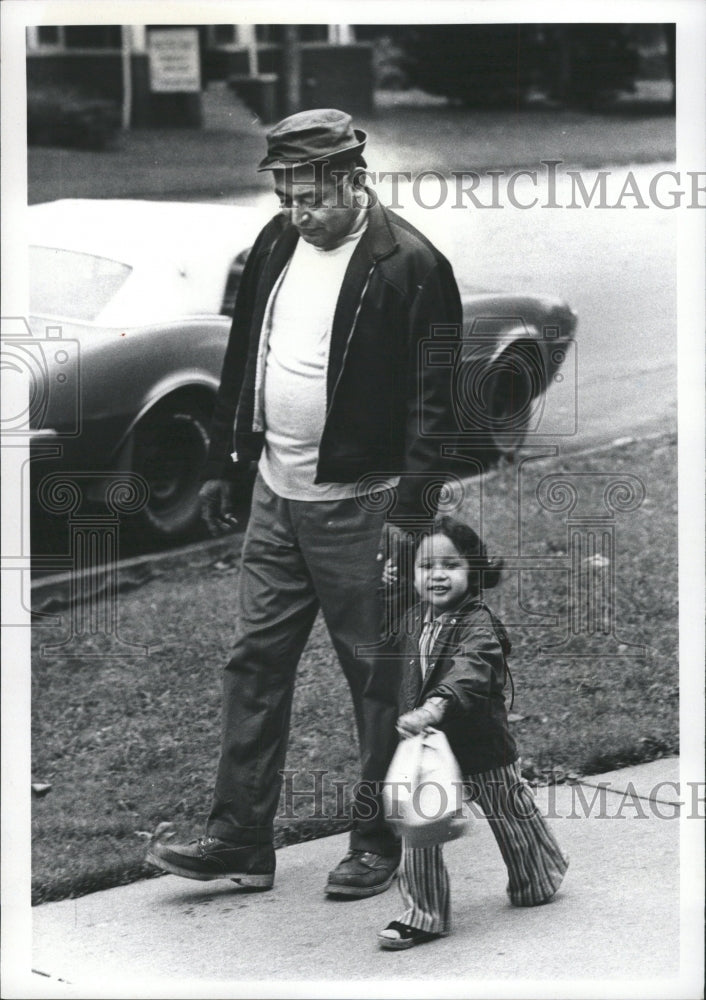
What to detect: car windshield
<box><xmin>30</xmin><ymin>246</ymin><xmax>132</xmax><ymax>321</ymax></box>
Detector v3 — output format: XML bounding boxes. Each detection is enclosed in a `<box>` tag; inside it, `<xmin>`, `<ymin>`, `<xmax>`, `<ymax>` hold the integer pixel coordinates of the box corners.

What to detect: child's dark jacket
<box><xmin>399</xmin><ymin>594</ymin><xmax>518</xmax><ymax>776</ymax></box>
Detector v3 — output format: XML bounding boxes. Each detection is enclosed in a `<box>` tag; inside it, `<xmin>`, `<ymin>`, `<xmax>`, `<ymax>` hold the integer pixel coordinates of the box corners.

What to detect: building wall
<box><xmin>26</xmin><ymin>25</ymin><xmax>372</xmax><ymax>126</ymax></box>
<box><xmin>27</xmin><ymin>52</ymin><xmax>202</xmax><ymax>127</ymax></box>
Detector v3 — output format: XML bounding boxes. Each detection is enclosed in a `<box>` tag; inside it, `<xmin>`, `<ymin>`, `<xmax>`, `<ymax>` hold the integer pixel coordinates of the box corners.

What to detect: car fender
<box><xmin>486</xmin><ymin>323</ymin><xmax>541</xmax><ymax>365</ymax></box>
<box><xmin>460</xmin><ymin>292</ymin><xmax>577</xmax><ymax>395</ymax></box>
<box><xmin>109</xmin><ymin>371</ymin><xmax>219</xmax><ymax>468</ymax></box>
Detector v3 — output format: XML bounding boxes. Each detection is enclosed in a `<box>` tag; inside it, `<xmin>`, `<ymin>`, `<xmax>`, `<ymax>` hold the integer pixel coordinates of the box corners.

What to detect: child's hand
<box><xmin>381</xmin><ymin>558</ymin><xmax>398</xmax><ymax>586</ymax></box>
<box><xmin>379</xmin><ymin>522</ymin><xmax>404</xmax><ymax>586</ymax></box>
<box><xmin>396</xmin><ymin>709</ymin><xmax>428</xmax><ymax>737</ymax></box>
<box><xmin>396</xmin><ymin>700</ymin><xmax>445</xmax><ymax>738</ymax></box>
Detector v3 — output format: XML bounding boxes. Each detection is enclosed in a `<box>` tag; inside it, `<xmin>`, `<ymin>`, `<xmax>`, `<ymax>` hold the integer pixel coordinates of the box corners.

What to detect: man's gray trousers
<box><xmin>206</xmin><ymin>472</ymin><xmax>401</xmax><ymax>857</ymax></box>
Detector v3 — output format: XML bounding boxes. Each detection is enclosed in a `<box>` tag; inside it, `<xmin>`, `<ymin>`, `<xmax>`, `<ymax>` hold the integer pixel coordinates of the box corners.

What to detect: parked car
<box><xmin>26</xmin><ymin>199</ymin><xmax>577</xmax><ymax>542</ymax></box>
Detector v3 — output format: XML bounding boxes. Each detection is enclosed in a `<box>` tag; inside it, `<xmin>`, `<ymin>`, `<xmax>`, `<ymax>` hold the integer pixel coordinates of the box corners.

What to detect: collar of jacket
<box><xmin>418</xmin><ymin>593</ymin><xmax>487</xmax><ymax>628</ymax></box>
<box><xmin>359</xmin><ymin>196</ymin><xmax>400</xmax><ymax>261</ymax></box>
<box><xmin>407</xmin><ymin>594</ymin><xmax>487</xmax><ymax>651</ymax></box>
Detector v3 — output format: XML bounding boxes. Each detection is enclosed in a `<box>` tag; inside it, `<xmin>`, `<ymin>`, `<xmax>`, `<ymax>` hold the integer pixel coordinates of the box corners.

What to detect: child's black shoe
<box><xmin>377</xmin><ymin>920</ymin><xmax>444</xmax><ymax>950</ymax></box>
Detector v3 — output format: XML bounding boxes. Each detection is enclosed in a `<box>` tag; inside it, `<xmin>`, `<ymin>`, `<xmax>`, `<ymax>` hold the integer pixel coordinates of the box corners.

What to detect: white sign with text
<box><xmin>149</xmin><ymin>28</ymin><xmax>200</xmax><ymax>93</ymax></box>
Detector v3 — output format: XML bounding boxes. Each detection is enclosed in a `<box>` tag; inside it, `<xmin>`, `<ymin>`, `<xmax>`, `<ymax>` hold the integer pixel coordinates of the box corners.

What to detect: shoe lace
<box><xmin>344</xmin><ymin>849</ymin><xmax>376</xmax><ymax>863</ymax></box>
<box><xmin>196</xmin><ymin>836</ymin><xmax>220</xmax><ymax>852</ymax></box>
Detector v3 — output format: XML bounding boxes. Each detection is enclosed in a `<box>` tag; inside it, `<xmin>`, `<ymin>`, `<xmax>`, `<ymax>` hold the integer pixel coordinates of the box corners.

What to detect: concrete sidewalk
<box><xmin>22</xmin><ymin>758</ymin><xmax>702</xmax><ymax>998</ymax></box>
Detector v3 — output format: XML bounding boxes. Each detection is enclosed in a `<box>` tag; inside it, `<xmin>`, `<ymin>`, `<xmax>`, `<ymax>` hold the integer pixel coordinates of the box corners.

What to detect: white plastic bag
<box><xmin>383</xmin><ymin>728</ymin><xmax>470</xmax><ymax>848</ymax></box>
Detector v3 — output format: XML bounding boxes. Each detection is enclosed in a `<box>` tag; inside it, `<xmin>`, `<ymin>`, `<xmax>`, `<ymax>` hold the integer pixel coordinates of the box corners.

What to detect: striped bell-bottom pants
<box><xmin>396</xmin><ymin>761</ymin><xmax>569</xmax><ymax>934</ymax></box>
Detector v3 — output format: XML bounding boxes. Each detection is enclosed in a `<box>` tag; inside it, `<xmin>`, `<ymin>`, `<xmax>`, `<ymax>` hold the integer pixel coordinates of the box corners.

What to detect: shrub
<box><xmin>400</xmin><ymin>24</ymin><xmax>641</xmax><ymax>109</ymax></box>
<box><xmin>27</xmin><ymin>85</ymin><xmax>121</xmax><ymax>151</ymax></box>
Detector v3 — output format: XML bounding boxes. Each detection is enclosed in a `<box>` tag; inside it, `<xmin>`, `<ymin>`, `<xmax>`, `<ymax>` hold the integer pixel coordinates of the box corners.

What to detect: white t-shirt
<box><xmin>258</xmin><ymin>226</ymin><xmax>383</xmax><ymax>501</ymax></box>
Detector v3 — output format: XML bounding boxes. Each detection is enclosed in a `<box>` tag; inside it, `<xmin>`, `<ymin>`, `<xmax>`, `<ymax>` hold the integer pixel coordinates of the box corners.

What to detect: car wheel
<box><xmin>484</xmin><ymin>344</ymin><xmax>545</xmax><ymax>459</ymax></box>
<box><xmin>129</xmin><ymin>402</ymin><xmax>210</xmax><ymax>540</ymax></box>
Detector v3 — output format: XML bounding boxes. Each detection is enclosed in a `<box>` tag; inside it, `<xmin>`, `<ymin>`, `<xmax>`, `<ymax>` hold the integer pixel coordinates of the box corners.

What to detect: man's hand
<box><xmin>199</xmin><ymin>479</ymin><xmax>238</xmax><ymax>537</ymax></box>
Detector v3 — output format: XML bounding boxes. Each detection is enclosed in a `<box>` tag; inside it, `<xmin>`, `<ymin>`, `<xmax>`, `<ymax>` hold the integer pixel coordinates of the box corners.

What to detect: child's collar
<box><xmin>422</xmin><ymin>593</ymin><xmax>484</xmax><ymax>624</ymax></box>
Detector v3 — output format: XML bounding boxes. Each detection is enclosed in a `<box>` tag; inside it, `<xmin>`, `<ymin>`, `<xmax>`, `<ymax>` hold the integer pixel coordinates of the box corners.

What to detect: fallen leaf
<box><xmin>153</xmin><ymin>821</ymin><xmax>176</xmax><ymax>843</ymax></box>
<box><xmin>582</xmin><ymin>554</ymin><xmax>610</xmax><ymax>570</ymax></box>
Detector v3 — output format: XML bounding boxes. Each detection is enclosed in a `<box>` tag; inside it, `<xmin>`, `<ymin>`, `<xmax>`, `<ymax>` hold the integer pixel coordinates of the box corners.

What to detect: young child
<box><xmin>378</xmin><ymin>515</ymin><xmax>569</xmax><ymax>950</ymax></box>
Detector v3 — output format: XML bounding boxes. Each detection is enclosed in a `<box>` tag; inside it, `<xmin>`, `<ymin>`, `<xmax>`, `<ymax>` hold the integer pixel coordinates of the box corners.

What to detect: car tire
<box><xmin>484</xmin><ymin>344</ymin><xmax>545</xmax><ymax>460</ymax></box>
<box><xmin>129</xmin><ymin>401</ymin><xmax>211</xmax><ymax>541</ymax></box>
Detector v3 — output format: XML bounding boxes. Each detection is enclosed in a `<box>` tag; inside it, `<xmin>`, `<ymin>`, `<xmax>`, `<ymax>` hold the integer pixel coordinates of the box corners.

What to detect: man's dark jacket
<box><xmin>203</xmin><ymin>199</ymin><xmax>463</xmax><ymax>523</ymax></box>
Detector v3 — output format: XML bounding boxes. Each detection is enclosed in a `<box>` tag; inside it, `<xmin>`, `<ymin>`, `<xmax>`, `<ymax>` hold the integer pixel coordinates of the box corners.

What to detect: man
<box><xmin>147</xmin><ymin>108</ymin><xmax>463</xmax><ymax>897</ymax></box>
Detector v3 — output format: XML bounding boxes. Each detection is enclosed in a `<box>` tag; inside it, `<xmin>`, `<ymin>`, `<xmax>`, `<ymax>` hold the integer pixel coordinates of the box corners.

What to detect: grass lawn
<box><xmin>31</xmin><ymin>433</ymin><xmax>678</xmax><ymax>904</ymax></box>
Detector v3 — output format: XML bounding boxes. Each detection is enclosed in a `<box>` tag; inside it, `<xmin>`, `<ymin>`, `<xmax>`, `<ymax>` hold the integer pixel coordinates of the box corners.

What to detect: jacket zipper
<box><xmin>323</xmin><ymin>261</ymin><xmax>376</xmax><ymax>423</ymax></box>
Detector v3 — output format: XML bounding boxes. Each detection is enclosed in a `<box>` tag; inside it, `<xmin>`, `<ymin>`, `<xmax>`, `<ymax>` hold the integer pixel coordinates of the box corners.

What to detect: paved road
<box><xmin>226</xmin><ymin>161</ymin><xmax>678</xmax><ymax>453</ymax></box>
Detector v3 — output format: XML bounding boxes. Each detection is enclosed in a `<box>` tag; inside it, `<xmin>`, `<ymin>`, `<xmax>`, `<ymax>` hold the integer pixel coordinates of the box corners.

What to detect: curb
<box><xmin>30</xmin><ymin>532</ymin><xmax>244</xmax><ymax>610</ymax></box>
<box><xmin>30</xmin><ymin>430</ymin><xmax>674</xmax><ymax>603</ymax></box>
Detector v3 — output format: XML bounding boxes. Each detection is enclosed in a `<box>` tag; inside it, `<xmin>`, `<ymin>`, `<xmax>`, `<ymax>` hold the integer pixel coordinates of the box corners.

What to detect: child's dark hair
<box><xmin>427</xmin><ymin>515</ymin><xmax>503</xmax><ymax>596</ymax></box>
